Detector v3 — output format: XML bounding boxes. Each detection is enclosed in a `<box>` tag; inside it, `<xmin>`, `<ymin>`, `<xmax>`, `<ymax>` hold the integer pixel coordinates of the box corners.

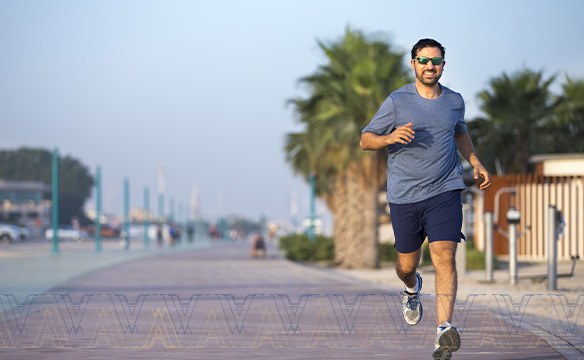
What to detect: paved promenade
<box><xmin>0</xmin><ymin>240</ymin><xmax>582</xmax><ymax>359</ymax></box>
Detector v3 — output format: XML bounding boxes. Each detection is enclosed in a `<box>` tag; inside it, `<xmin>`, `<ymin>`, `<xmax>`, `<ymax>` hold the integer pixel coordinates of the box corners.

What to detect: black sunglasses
<box><xmin>414</xmin><ymin>57</ymin><xmax>443</xmax><ymax>65</ymax></box>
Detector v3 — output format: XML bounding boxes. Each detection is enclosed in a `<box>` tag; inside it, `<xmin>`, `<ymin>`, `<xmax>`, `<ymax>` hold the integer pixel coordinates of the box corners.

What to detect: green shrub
<box><xmin>278</xmin><ymin>234</ymin><xmax>334</xmax><ymax>261</ymax></box>
<box><xmin>466</xmin><ymin>247</ymin><xmax>499</xmax><ymax>270</ymax></box>
<box><xmin>378</xmin><ymin>242</ymin><xmax>397</xmax><ymax>262</ymax></box>
<box><xmin>421</xmin><ymin>242</ymin><xmax>432</xmax><ymax>266</ymax></box>
<box><xmin>466</xmin><ymin>247</ymin><xmax>485</xmax><ymax>270</ymax></box>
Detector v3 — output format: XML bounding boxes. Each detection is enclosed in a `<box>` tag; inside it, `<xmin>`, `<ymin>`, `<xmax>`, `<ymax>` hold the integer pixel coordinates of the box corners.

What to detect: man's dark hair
<box><xmin>411</xmin><ymin>38</ymin><xmax>445</xmax><ymax>59</ymax></box>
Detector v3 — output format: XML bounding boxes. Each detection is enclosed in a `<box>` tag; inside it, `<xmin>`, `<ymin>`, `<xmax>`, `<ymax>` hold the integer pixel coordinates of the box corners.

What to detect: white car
<box><xmin>45</xmin><ymin>225</ymin><xmax>89</xmax><ymax>242</ymax></box>
<box><xmin>0</xmin><ymin>223</ymin><xmax>29</xmax><ymax>244</ymax></box>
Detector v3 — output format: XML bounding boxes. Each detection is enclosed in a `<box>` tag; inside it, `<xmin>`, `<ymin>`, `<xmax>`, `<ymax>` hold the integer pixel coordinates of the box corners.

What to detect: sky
<box><xmin>1</xmin><ymin>0</ymin><xmax>583</xmax><ymax>231</ymax></box>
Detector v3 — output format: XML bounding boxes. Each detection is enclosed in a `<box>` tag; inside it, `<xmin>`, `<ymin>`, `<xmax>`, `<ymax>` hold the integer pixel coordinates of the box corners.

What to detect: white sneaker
<box><xmin>432</xmin><ymin>321</ymin><xmax>460</xmax><ymax>360</ymax></box>
<box><xmin>401</xmin><ymin>272</ymin><xmax>423</xmax><ymax>325</ymax></box>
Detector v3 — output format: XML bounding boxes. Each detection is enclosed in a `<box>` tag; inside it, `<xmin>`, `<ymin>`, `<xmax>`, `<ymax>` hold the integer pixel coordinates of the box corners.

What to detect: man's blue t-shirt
<box><xmin>362</xmin><ymin>82</ymin><xmax>467</xmax><ymax>204</ymax></box>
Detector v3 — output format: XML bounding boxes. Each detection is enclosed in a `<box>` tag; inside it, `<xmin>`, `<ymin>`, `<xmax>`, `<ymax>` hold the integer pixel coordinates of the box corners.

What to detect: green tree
<box><xmin>0</xmin><ymin>147</ymin><xmax>94</xmax><ymax>225</ymax></box>
<box><xmin>553</xmin><ymin>76</ymin><xmax>584</xmax><ymax>152</ymax></box>
<box><xmin>285</xmin><ymin>28</ymin><xmax>411</xmax><ymax>268</ymax></box>
<box><xmin>468</xmin><ymin>68</ymin><xmax>557</xmax><ymax>174</ymax></box>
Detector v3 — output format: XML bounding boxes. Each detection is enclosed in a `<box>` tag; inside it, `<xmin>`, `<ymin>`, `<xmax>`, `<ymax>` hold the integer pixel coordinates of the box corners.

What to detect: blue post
<box><xmin>309</xmin><ymin>173</ymin><xmax>316</xmax><ymax>242</ymax></box>
<box><xmin>144</xmin><ymin>187</ymin><xmax>149</xmax><ymax>248</ymax></box>
<box><xmin>178</xmin><ymin>201</ymin><xmax>183</xmax><ymax>243</ymax></box>
<box><xmin>124</xmin><ymin>178</ymin><xmax>130</xmax><ymax>250</ymax></box>
<box><xmin>169</xmin><ymin>197</ymin><xmax>175</xmax><ymax>223</ymax></box>
<box><xmin>185</xmin><ymin>205</ymin><xmax>190</xmax><ymax>243</ymax></box>
<box><xmin>95</xmin><ymin>166</ymin><xmax>102</xmax><ymax>252</ymax></box>
<box><xmin>51</xmin><ymin>148</ymin><xmax>59</xmax><ymax>254</ymax></box>
<box><xmin>158</xmin><ymin>193</ymin><xmax>164</xmax><ymax>222</ymax></box>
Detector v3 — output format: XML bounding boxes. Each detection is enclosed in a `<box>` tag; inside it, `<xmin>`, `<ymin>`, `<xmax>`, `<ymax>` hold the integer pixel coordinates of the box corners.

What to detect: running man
<box><xmin>360</xmin><ymin>38</ymin><xmax>491</xmax><ymax>359</ymax></box>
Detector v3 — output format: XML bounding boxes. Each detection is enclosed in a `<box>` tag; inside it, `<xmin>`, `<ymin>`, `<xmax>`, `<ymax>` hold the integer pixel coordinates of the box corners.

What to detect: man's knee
<box><xmin>396</xmin><ymin>250</ymin><xmax>421</xmax><ymax>277</ymax></box>
<box><xmin>396</xmin><ymin>261</ymin><xmax>417</xmax><ymax>278</ymax></box>
<box><xmin>430</xmin><ymin>241</ymin><xmax>457</xmax><ymax>268</ymax></box>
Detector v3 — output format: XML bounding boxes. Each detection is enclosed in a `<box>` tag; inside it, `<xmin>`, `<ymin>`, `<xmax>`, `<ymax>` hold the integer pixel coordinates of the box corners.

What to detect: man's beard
<box><xmin>417</xmin><ymin>70</ymin><xmax>440</xmax><ymax>86</ymax></box>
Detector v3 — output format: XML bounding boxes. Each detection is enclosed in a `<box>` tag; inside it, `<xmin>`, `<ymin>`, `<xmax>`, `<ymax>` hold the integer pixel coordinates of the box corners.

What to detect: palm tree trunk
<box><xmin>333</xmin><ymin>164</ymin><xmax>379</xmax><ymax>269</ymax></box>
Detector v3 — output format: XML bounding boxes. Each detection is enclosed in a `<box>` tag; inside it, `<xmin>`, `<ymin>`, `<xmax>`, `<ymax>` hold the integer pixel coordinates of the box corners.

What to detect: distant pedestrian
<box><xmin>175</xmin><ymin>226</ymin><xmax>181</xmax><ymax>244</ymax></box>
<box><xmin>250</xmin><ymin>234</ymin><xmax>266</xmax><ymax>258</ymax></box>
<box><xmin>209</xmin><ymin>224</ymin><xmax>219</xmax><ymax>241</ymax></box>
<box><xmin>169</xmin><ymin>224</ymin><xmax>177</xmax><ymax>246</ymax></box>
<box><xmin>361</xmin><ymin>38</ymin><xmax>491</xmax><ymax>359</ymax></box>
<box><xmin>187</xmin><ymin>225</ymin><xmax>194</xmax><ymax>243</ymax></box>
<box><xmin>156</xmin><ymin>224</ymin><xmax>163</xmax><ymax>247</ymax></box>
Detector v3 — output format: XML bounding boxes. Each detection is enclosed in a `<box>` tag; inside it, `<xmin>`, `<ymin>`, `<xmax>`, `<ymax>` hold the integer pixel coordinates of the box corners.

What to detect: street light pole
<box><xmin>309</xmin><ymin>173</ymin><xmax>316</xmax><ymax>242</ymax></box>
<box><xmin>124</xmin><ymin>178</ymin><xmax>130</xmax><ymax>250</ymax></box>
<box><xmin>51</xmin><ymin>147</ymin><xmax>59</xmax><ymax>254</ymax></box>
<box><xmin>144</xmin><ymin>186</ymin><xmax>149</xmax><ymax>248</ymax></box>
<box><xmin>95</xmin><ymin>166</ymin><xmax>102</xmax><ymax>252</ymax></box>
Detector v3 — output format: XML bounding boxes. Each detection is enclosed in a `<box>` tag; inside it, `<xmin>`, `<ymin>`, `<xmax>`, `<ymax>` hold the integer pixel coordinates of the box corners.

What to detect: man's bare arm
<box><xmin>360</xmin><ymin>122</ymin><xmax>415</xmax><ymax>150</ymax></box>
<box><xmin>454</xmin><ymin>131</ymin><xmax>491</xmax><ymax>189</ymax></box>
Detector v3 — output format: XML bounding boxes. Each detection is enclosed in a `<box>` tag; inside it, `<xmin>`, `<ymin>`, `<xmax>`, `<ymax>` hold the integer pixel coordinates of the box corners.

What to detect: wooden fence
<box><xmin>474</xmin><ymin>174</ymin><xmax>583</xmax><ymax>261</ymax></box>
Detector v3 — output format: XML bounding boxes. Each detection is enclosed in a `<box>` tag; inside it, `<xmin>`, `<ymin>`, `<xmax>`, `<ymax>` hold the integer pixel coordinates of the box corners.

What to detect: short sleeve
<box><xmin>362</xmin><ymin>96</ymin><xmax>396</xmax><ymax>135</ymax></box>
<box><xmin>454</xmin><ymin>96</ymin><xmax>467</xmax><ymax>135</ymax></box>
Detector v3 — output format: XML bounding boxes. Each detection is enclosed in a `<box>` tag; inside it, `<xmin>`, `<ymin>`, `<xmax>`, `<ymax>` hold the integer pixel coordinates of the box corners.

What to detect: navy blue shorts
<box><xmin>388</xmin><ymin>190</ymin><xmax>464</xmax><ymax>254</ymax></box>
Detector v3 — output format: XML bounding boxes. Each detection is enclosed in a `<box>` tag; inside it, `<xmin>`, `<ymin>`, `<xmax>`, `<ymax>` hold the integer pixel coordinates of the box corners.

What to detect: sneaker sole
<box><xmin>432</xmin><ymin>348</ymin><xmax>452</xmax><ymax>360</ymax></box>
<box><xmin>432</xmin><ymin>327</ymin><xmax>460</xmax><ymax>360</ymax></box>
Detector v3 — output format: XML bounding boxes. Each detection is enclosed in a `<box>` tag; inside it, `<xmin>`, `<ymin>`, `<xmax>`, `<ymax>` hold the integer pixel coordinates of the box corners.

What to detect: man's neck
<box><xmin>414</xmin><ymin>81</ymin><xmax>442</xmax><ymax>99</ymax></box>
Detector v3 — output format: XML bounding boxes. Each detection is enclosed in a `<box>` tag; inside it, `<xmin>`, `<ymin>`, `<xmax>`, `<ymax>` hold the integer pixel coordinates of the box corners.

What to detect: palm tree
<box><xmin>285</xmin><ymin>28</ymin><xmax>411</xmax><ymax>268</ymax></box>
<box><xmin>553</xmin><ymin>76</ymin><xmax>584</xmax><ymax>152</ymax></box>
<box><xmin>468</xmin><ymin>68</ymin><xmax>557</xmax><ymax>174</ymax></box>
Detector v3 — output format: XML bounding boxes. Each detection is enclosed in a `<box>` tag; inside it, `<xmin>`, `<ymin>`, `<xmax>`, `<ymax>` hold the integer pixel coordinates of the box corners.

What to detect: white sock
<box><xmin>405</xmin><ymin>277</ymin><xmax>419</xmax><ymax>293</ymax></box>
<box><xmin>437</xmin><ymin>321</ymin><xmax>453</xmax><ymax>333</ymax></box>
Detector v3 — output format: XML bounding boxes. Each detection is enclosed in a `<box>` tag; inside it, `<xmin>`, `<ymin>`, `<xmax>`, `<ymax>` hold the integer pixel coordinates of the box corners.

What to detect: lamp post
<box><xmin>124</xmin><ymin>178</ymin><xmax>130</xmax><ymax>250</ymax></box>
<box><xmin>169</xmin><ymin>197</ymin><xmax>175</xmax><ymax>223</ymax></box>
<box><xmin>51</xmin><ymin>148</ymin><xmax>59</xmax><ymax>254</ymax></box>
<box><xmin>144</xmin><ymin>187</ymin><xmax>149</xmax><ymax>248</ymax></box>
<box><xmin>309</xmin><ymin>173</ymin><xmax>316</xmax><ymax>242</ymax></box>
<box><xmin>95</xmin><ymin>166</ymin><xmax>102</xmax><ymax>252</ymax></box>
<box><xmin>158</xmin><ymin>193</ymin><xmax>164</xmax><ymax>222</ymax></box>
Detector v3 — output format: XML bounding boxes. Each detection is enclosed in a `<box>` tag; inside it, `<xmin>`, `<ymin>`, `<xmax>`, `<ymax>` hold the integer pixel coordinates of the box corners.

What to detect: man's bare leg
<box><xmin>429</xmin><ymin>241</ymin><xmax>458</xmax><ymax>326</ymax></box>
<box><xmin>396</xmin><ymin>247</ymin><xmax>424</xmax><ymax>325</ymax></box>
<box><xmin>396</xmin><ymin>247</ymin><xmax>422</xmax><ymax>288</ymax></box>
